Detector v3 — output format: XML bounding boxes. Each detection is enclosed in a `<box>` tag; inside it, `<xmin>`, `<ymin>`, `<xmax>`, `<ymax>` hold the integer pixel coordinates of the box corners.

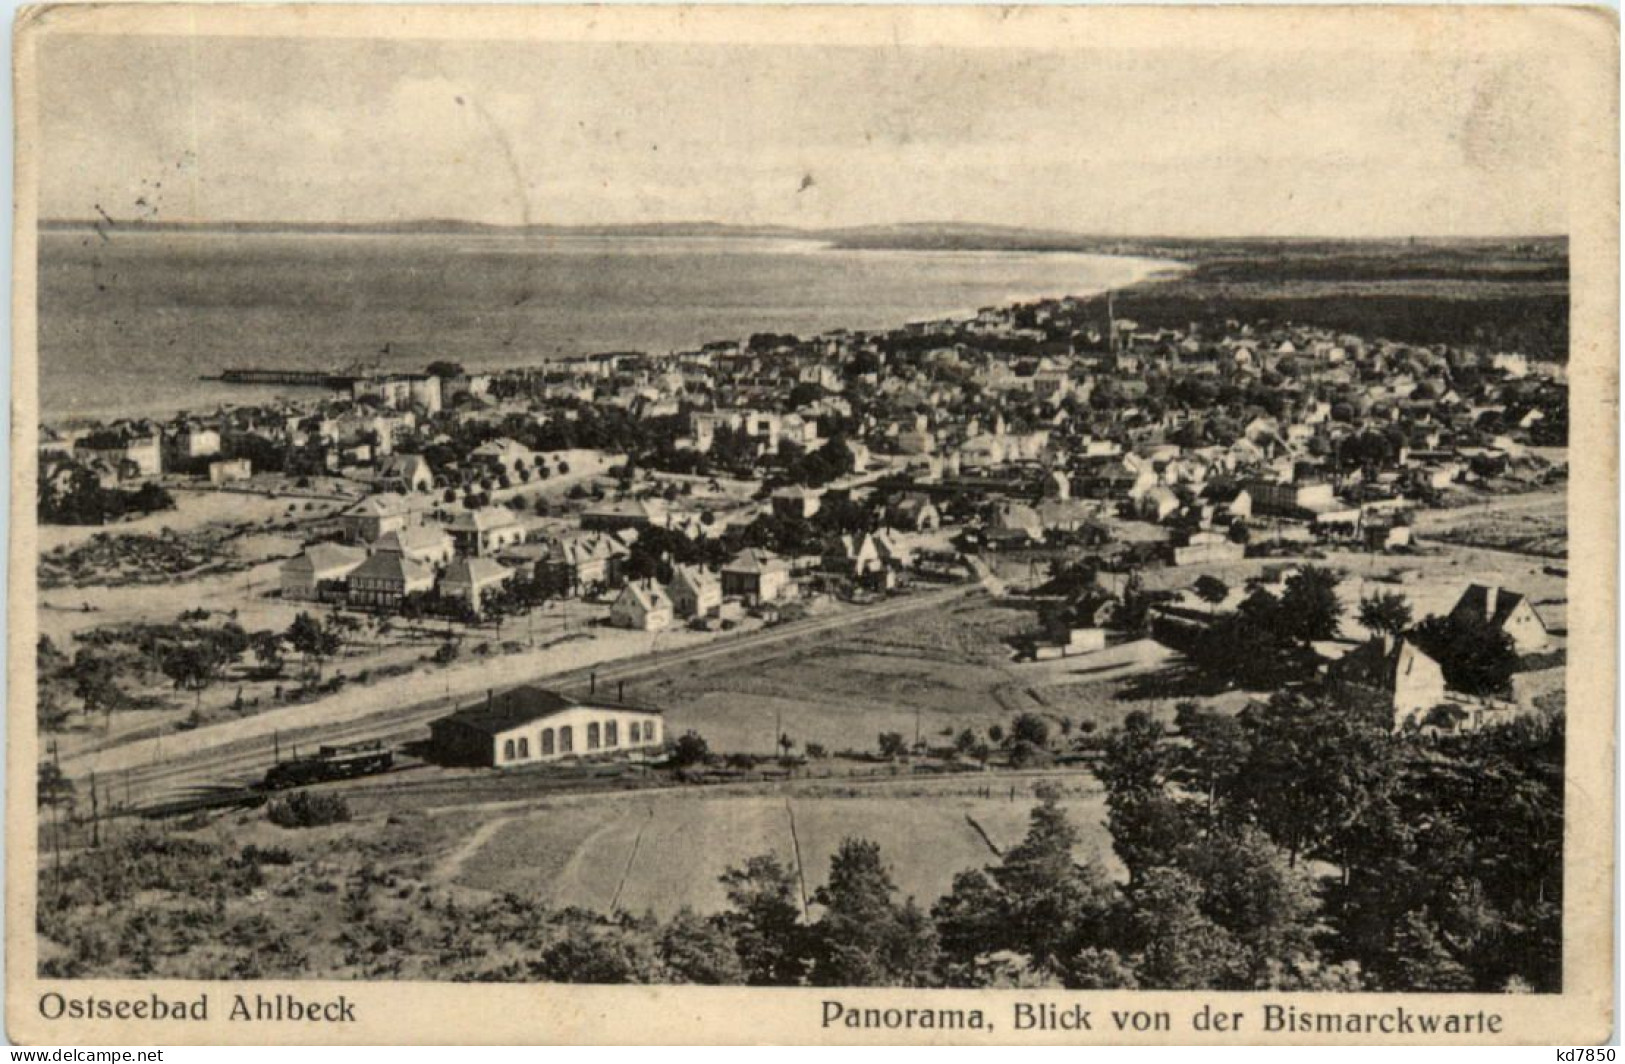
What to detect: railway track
<box><xmin>90</xmin><ymin>582</ymin><xmax>980</xmax><ymax>811</ymax></box>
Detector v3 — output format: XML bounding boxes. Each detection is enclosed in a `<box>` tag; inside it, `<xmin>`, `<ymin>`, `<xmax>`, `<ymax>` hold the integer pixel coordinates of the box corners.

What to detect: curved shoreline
<box><xmin>41</xmin><ymin>247</ymin><xmax>1190</xmax><ymax>432</ymax></box>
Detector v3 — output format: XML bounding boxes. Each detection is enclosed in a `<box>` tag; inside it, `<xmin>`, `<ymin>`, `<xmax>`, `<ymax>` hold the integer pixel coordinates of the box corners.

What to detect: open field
<box><xmin>1418</xmin><ymin>493</ymin><xmax>1568</xmax><ymax>559</ymax></box>
<box><xmin>641</xmin><ymin>596</ymin><xmax>1048</xmax><ymax>755</ymax></box>
<box><xmin>644</xmin><ymin>592</ymin><xmax>1224</xmax><ymax>754</ymax></box>
<box><xmin>441</xmin><ymin>774</ymin><xmax>1117</xmax><ymax>917</ymax></box>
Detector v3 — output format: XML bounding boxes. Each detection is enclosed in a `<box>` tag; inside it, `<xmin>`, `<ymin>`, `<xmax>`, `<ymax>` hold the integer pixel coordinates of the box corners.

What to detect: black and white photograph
<box><xmin>8</xmin><ymin>3</ymin><xmax>1616</xmax><ymax>1046</ymax></box>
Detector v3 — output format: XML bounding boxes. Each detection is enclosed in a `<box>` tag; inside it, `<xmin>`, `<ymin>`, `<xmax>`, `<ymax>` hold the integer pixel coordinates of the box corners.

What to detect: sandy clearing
<box><xmin>456</xmin><ymin>803</ymin><xmax>614</xmax><ymax>896</ymax></box>
<box><xmin>786</xmin><ymin>798</ymin><xmax>996</xmax><ymax>907</ymax></box>
<box><xmin>616</xmin><ymin>796</ymin><xmax>799</xmax><ymax>915</ymax></box>
<box><xmin>548</xmin><ymin>802</ymin><xmax>648</xmax><ymax>907</ymax></box>
<box><xmin>433</xmin><ymin>813</ymin><xmax>518</xmax><ymax>884</ymax></box>
<box><xmin>35</xmin><ymin>489</ymin><xmax>345</xmax><ymax>555</ymax></box>
<box><xmin>39</xmin><ymin>554</ymin><xmax>301</xmax><ymax>644</ymax></box>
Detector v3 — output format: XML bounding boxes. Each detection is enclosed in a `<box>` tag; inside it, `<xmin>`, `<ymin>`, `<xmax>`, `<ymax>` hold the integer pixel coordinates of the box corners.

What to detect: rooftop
<box><xmin>437</xmin><ymin>685</ymin><xmax>663</xmax><ymax>736</ymax></box>
<box><xmin>724</xmin><ymin>548</ymin><xmax>786</xmax><ymax>574</ymax></box>
<box><xmin>375</xmin><ymin>525</ymin><xmax>452</xmax><ymax>553</ymax></box>
<box><xmin>450</xmin><ymin>506</ymin><xmax>520</xmax><ymax>532</ymax></box>
<box><xmin>349</xmin><ymin>551</ymin><xmax>432</xmax><ymax>585</ymax></box>
<box><xmin>444</xmin><ymin>556</ymin><xmax>513</xmax><ymax>585</ymax></box>
<box><xmin>349</xmin><ymin>493</ymin><xmax>414</xmax><ymax>518</ymax></box>
<box><xmin>284</xmin><ymin>543</ymin><xmax>366</xmax><ymax>574</ymax></box>
<box><xmin>1454</xmin><ymin>584</ymin><xmax>1542</xmax><ymax>630</ymax></box>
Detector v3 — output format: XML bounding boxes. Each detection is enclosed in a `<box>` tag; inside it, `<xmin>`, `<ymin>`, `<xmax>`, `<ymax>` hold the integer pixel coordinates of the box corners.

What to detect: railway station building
<box><xmin>428</xmin><ymin>685</ymin><xmax>665</xmax><ymax>768</ymax></box>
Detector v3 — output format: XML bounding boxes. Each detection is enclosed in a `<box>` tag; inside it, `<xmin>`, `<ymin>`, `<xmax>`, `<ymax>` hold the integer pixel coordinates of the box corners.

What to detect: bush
<box><xmin>1008</xmin><ymin>740</ymin><xmax>1053</xmax><ymax>770</ymax></box>
<box><xmin>671</xmin><ymin>730</ymin><xmax>711</xmax><ymax>767</ymax></box>
<box><xmin>1011</xmin><ymin>712</ymin><xmax>1051</xmax><ymax>748</ymax></box>
<box><xmin>267</xmin><ymin>791</ymin><xmax>352</xmax><ymax>829</ymax></box>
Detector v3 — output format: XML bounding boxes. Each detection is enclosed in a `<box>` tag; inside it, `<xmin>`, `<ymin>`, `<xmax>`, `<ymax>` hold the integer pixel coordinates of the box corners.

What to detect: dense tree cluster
<box><xmin>779</xmin><ymin>436</ymin><xmax>856</xmax><ymax>488</ymax></box>
<box><xmin>38</xmin><ymin>467</ymin><xmax>175</xmax><ymax>526</ymax></box>
<box><xmin>1093</xmin><ymin>695</ymin><xmax>1563</xmax><ymax>992</ymax></box>
<box><xmin>1177</xmin><ymin>566</ymin><xmax>1345</xmax><ymax>688</ymax></box>
<box><xmin>1409</xmin><ymin>611</ymin><xmax>1520</xmax><ymax>697</ymax></box>
<box><xmin>1180</xmin><ymin>576</ymin><xmax>1522</xmax><ymax>705</ymax></box>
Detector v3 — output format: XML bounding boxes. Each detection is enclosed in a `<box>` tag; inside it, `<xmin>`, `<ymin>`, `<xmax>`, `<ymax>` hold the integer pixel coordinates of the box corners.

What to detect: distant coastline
<box><xmin>38</xmin><ymin>217</ymin><xmax>1568</xmax><ymax>261</ymax></box>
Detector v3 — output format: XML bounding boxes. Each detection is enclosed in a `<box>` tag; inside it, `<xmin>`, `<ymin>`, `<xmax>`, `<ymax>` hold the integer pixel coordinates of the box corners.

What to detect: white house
<box><xmin>341</xmin><ymin>493</ymin><xmax>418</xmax><ymax>545</ymax></box>
<box><xmin>887</xmin><ymin>494</ymin><xmax>941</xmax><ymax>532</ymax></box>
<box><xmin>823</xmin><ymin>533</ymin><xmax>885</xmax><ymax>578</ymax></box>
<box><xmin>610</xmin><ymin>582</ymin><xmax>675</xmax><ymax>631</ymax></box>
<box><xmin>450</xmin><ymin>506</ymin><xmax>527</xmax><ymax>557</ymax></box>
<box><xmin>377</xmin><ymin>453</ymin><xmax>435</xmax><ymax>494</ymax></box>
<box><xmin>208</xmin><ymin>458</ymin><xmax>253</xmax><ymax>486</ymax></box>
<box><xmin>721</xmin><ymin>549</ymin><xmax>791</xmax><ymax>604</ymax></box>
<box><xmin>1448</xmin><ymin>584</ymin><xmax>1550</xmax><ymax>653</ymax></box>
<box><xmin>1332</xmin><ymin>636</ymin><xmax>1449</xmax><ymax>731</ymax></box>
<box><xmin>440</xmin><ymin>556</ymin><xmax>514</xmax><ymax>615</ymax></box>
<box><xmin>280</xmin><ymin>544</ymin><xmax>367</xmax><ymax>601</ymax></box>
<box><xmin>667</xmin><ymin>565</ymin><xmax>722</xmax><ymax>619</ymax></box>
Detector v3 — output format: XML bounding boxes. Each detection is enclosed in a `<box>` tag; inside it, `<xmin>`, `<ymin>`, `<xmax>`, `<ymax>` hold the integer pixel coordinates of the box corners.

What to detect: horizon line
<box><xmin>36</xmin><ymin>217</ymin><xmax>1569</xmax><ymax>244</ymax></box>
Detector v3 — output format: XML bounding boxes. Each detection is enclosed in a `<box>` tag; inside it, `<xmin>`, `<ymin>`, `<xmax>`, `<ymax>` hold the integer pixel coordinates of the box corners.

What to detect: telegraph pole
<box><xmin>50</xmin><ymin>739</ymin><xmax>62</xmax><ymax>882</ymax></box>
<box><xmin>1106</xmin><ymin>288</ymin><xmax>1117</xmax><ymax>355</ymax></box>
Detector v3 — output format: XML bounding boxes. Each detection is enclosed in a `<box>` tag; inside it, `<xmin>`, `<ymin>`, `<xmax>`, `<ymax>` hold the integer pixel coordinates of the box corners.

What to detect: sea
<box><xmin>38</xmin><ymin>229</ymin><xmax>1173</xmax><ymax>424</ymax></box>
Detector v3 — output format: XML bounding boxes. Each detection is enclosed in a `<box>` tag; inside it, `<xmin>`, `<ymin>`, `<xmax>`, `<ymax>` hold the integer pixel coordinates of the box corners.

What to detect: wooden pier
<box><xmin>203</xmin><ymin>368</ymin><xmax>363</xmax><ymax>389</ymax></box>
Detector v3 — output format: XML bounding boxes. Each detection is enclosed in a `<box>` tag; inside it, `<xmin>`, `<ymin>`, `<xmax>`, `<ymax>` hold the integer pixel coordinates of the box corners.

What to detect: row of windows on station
<box><xmin>502</xmin><ymin>719</ymin><xmax>658</xmax><ymax>761</ymax></box>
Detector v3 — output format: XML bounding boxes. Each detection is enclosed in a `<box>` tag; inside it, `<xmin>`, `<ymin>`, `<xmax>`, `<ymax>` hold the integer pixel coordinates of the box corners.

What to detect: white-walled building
<box><xmin>441</xmin><ymin>556</ymin><xmax>514</xmax><ymax>615</ymax></box>
<box><xmin>610</xmin><ymin>582</ymin><xmax>675</xmax><ymax>631</ymax></box>
<box><xmin>429</xmin><ymin>686</ymin><xmax>665</xmax><ymax>768</ymax></box>
<box><xmin>280</xmin><ymin>544</ymin><xmax>367</xmax><ymax>601</ymax></box>
<box><xmin>1449</xmin><ymin>584</ymin><xmax>1551</xmax><ymax>653</ymax></box>
<box><xmin>450</xmin><ymin>506</ymin><xmax>527</xmax><ymax>557</ymax></box>
<box><xmin>667</xmin><ymin>565</ymin><xmax>722</xmax><ymax>619</ymax></box>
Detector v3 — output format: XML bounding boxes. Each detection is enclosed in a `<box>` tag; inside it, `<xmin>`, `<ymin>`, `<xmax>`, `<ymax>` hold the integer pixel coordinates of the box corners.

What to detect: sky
<box><xmin>36</xmin><ymin>30</ymin><xmax>1576</xmax><ymax>237</ymax></box>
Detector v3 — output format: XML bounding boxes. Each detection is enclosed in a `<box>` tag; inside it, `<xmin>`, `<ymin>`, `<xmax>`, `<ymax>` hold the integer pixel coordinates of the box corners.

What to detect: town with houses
<box><xmin>41</xmin><ymin>290</ymin><xmax>1568</xmax><ymax>731</ymax></box>
<box><xmin>34</xmin><ymin>283</ymin><xmax>1571</xmax><ymax>989</ymax></box>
